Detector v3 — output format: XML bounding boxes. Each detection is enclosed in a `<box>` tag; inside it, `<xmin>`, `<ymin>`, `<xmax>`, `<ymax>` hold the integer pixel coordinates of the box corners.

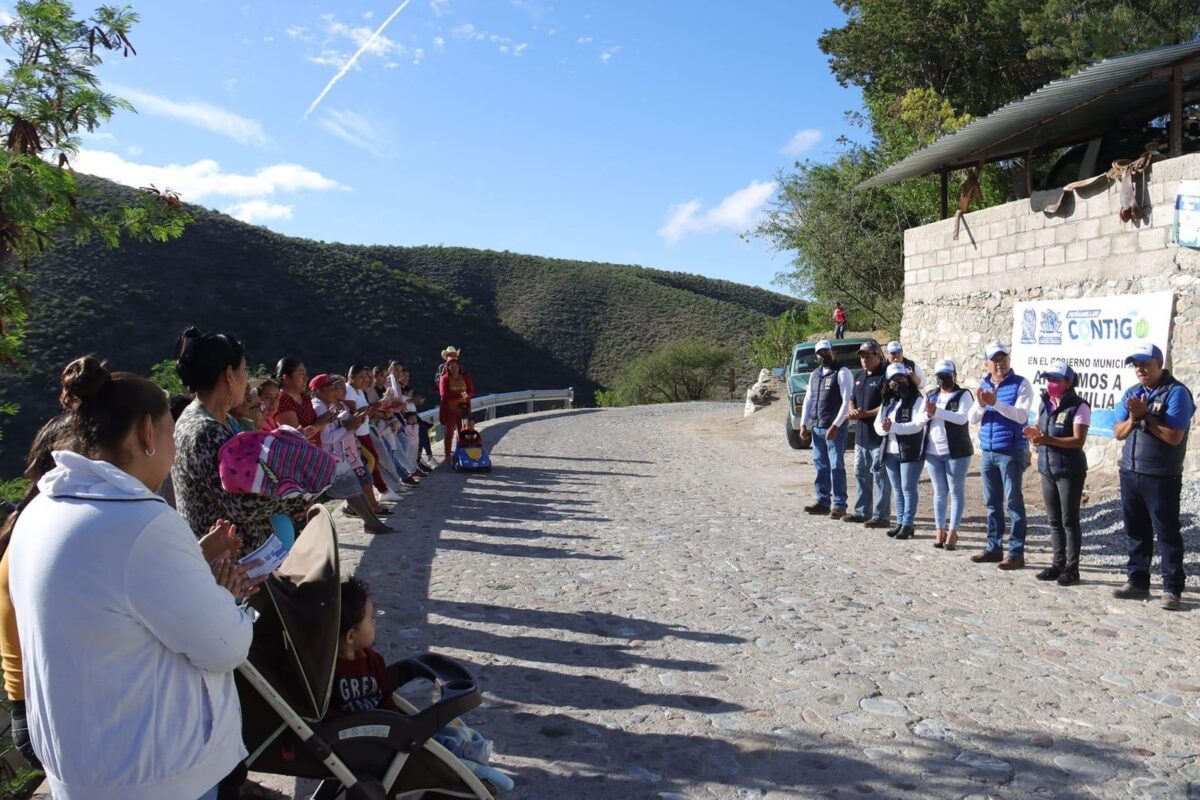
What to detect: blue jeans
<box><xmin>882</xmin><ymin>453</ymin><xmax>922</xmax><ymax>525</ymax></box>
<box><xmin>834</xmin><ymin>323</ymin><xmax>846</xmax><ymax>339</ymax></box>
<box><xmin>811</xmin><ymin>425</ymin><xmax>848</xmax><ymax>509</ymax></box>
<box><xmin>853</xmin><ymin>443</ymin><xmax>890</xmax><ymax>521</ymax></box>
<box><xmin>925</xmin><ymin>453</ymin><xmax>971</xmax><ymax>530</ymax></box>
<box><xmin>980</xmin><ymin>449</ymin><xmax>1028</xmax><ymax>556</ymax></box>
<box><xmin>1120</xmin><ymin>471</ymin><xmax>1185</xmax><ymax>593</ymax></box>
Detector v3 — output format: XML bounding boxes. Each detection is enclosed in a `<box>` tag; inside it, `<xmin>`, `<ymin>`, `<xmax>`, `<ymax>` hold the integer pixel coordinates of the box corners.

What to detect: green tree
<box><xmin>0</xmin><ymin>0</ymin><xmax>190</xmax><ymax>366</ymax></box>
<box><xmin>603</xmin><ymin>339</ymin><xmax>735</xmax><ymax>406</ymax></box>
<box><xmin>747</xmin><ymin>307</ymin><xmax>817</xmax><ymax>369</ymax></box>
<box><xmin>149</xmin><ymin>358</ymin><xmax>185</xmax><ymax>395</ymax></box>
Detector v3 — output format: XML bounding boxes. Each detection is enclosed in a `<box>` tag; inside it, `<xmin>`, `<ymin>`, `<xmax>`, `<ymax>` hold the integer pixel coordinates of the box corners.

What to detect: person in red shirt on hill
<box><xmin>328</xmin><ymin>577</ymin><xmax>398</xmax><ymax>716</ymax></box>
<box><xmin>833</xmin><ymin>302</ymin><xmax>848</xmax><ymax>339</ymax></box>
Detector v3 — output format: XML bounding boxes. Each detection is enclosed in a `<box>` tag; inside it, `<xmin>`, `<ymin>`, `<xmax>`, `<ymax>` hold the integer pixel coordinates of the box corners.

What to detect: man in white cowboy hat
<box><xmin>440</xmin><ymin>346</ymin><xmax>460</xmax><ymax>360</ymax></box>
<box><xmin>798</xmin><ymin>339</ymin><xmax>855</xmax><ymax>518</ymax></box>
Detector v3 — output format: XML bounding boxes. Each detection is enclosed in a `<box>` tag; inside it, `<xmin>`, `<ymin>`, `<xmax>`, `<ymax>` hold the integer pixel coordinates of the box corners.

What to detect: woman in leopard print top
<box><xmin>170</xmin><ymin>328</ymin><xmax>307</xmax><ymax>548</ymax></box>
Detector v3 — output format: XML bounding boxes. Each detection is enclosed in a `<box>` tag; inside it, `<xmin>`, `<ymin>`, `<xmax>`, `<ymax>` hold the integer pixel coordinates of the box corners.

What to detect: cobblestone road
<box><xmin>258</xmin><ymin>403</ymin><xmax>1200</xmax><ymax>799</ymax></box>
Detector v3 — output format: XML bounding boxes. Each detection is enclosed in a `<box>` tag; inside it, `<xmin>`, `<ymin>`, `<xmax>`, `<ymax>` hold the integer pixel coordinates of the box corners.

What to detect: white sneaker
<box><xmin>380</xmin><ymin>491</ymin><xmax>404</xmax><ymax>503</ymax></box>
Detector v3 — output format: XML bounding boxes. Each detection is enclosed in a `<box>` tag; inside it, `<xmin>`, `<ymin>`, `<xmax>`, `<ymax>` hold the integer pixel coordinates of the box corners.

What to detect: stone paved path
<box><xmin>255</xmin><ymin>403</ymin><xmax>1200</xmax><ymax>799</ymax></box>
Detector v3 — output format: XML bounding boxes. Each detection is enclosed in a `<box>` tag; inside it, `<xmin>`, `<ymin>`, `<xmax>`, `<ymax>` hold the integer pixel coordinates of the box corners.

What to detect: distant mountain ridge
<box><xmin>0</xmin><ymin>175</ymin><xmax>799</xmax><ymax>473</ymax></box>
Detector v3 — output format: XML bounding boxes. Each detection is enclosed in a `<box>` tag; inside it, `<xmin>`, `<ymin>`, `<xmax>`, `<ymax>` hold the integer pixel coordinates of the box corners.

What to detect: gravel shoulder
<box><xmin>250</xmin><ymin>402</ymin><xmax>1200</xmax><ymax>800</ymax></box>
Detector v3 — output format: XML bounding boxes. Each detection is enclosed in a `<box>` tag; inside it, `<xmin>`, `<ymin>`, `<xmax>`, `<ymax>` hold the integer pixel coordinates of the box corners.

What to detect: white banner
<box><xmin>1010</xmin><ymin>292</ymin><xmax>1174</xmax><ymax>438</ymax></box>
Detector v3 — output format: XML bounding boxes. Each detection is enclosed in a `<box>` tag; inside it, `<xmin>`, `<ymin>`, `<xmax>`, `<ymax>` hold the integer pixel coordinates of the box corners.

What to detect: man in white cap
<box><xmin>799</xmin><ymin>339</ymin><xmax>855</xmax><ymax>518</ymax></box>
<box><xmin>885</xmin><ymin>341</ymin><xmax>925</xmax><ymax>389</ymax></box>
<box><xmin>1112</xmin><ymin>343</ymin><xmax>1195</xmax><ymax>610</ymax></box>
<box><xmin>967</xmin><ymin>340</ymin><xmax>1033</xmax><ymax>570</ymax></box>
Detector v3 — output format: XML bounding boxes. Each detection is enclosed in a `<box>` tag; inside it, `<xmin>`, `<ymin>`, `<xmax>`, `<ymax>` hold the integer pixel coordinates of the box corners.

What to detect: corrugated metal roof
<box><xmin>857</xmin><ymin>41</ymin><xmax>1200</xmax><ymax>190</ymax></box>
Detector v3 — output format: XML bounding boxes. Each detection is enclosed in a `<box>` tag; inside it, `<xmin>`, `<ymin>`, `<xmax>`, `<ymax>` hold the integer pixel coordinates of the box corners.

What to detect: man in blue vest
<box><xmin>799</xmin><ymin>339</ymin><xmax>855</xmax><ymax>518</ymax></box>
<box><xmin>843</xmin><ymin>340</ymin><xmax>891</xmax><ymax>527</ymax></box>
<box><xmin>967</xmin><ymin>340</ymin><xmax>1034</xmax><ymax>569</ymax></box>
<box><xmin>1112</xmin><ymin>343</ymin><xmax>1195</xmax><ymax>611</ymax></box>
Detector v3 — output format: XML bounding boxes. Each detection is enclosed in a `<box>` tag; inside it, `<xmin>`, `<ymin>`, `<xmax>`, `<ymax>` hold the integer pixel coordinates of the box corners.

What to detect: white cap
<box><xmin>886</xmin><ymin>340</ymin><xmax>904</xmax><ymax>354</ymax></box>
<box><xmin>1124</xmin><ymin>343</ymin><xmax>1164</xmax><ymax>364</ymax></box>
<box><xmin>814</xmin><ymin>339</ymin><xmax>833</xmax><ymax>352</ymax></box>
<box><xmin>934</xmin><ymin>358</ymin><xmax>957</xmax><ymax>375</ymax></box>
<box><xmin>985</xmin><ymin>340</ymin><xmax>1009</xmax><ymax>359</ymax></box>
<box><xmin>885</xmin><ymin>363</ymin><xmax>910</xmax><ymax>379</ymax></box>
<box><xmin>1043</xmin><ymin>360</ymin><xmax>1076</xmax><ymax>380</ymax></box>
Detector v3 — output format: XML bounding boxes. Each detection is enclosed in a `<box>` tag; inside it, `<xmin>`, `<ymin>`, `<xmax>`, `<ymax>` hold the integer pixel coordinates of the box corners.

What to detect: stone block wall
<box><xmin>900</xmin><ymin>153</ymin><xmax>1200</xmax><ymax>470</ymax></box>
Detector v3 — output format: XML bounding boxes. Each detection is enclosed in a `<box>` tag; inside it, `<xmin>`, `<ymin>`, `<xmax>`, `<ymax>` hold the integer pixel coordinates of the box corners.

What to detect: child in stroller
<box><xmin>235</xmin><ymin>507</ymin><xmax>505</xmax><ymax>798</ymax></box>
<box><xmin>451</xmin><ymin>420</ymin><xmax>491</xmax><ymax>473</ymax></box>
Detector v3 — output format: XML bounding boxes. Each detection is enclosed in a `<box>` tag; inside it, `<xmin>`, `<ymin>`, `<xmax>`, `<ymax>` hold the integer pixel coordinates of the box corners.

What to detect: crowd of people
<box><xmin>0</xmin><ymin>329</ymin><xmax>479</xmax><ymax>799</ymax></box>
<box><xmin>797</xmin><ymin>337</ymin><xmax>1194</xmax><ymax>611</ymax></box>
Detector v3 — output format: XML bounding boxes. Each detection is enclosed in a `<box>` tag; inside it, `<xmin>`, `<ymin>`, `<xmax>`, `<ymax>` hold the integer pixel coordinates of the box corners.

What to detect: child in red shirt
<box><xmin>329</xmin><ymin>577</ymin><xmax>398</xmax><ymax>715</ymax></box>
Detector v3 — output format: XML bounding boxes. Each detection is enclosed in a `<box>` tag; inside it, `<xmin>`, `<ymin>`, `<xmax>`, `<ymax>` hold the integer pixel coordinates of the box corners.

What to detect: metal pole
<box><xmin>1171</xmin><ymin>65</ymin><xmax>1184</xmax><ymax>157</ymax></box>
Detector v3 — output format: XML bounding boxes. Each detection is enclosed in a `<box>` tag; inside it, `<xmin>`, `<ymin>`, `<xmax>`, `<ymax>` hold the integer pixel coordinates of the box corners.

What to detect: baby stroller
<box><xmin>236</xmin><ymin>507</ymin><xmax>499</xmax><ymax>799</ymax></box>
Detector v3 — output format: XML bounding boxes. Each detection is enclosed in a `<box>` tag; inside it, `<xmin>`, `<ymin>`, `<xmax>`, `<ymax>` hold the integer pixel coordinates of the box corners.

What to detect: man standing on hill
<box><xmin>833</xmin><ymin>302</ymin><xmax>847</xmax><ymax>339</ymax></box>
<box><xmin>1112</xmin><ymin>344</ymin><xmax>1195</xmax><ymax>611</ymax></box>
<box><xmin>799</xmin><ymin>340</ymin><xmax>854</xmax><ymax>519</ymax></box>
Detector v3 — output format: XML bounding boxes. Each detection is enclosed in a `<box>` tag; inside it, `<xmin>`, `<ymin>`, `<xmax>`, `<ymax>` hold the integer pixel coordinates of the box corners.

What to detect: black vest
<box><xmin>853</xmin><ymin>365</ymin><xmax>887</xmax><ymax>447</ymax></box>
<box><xmin>886</xmin><ymin>394</ymin><xmax>927</xmax><ymax>463</ymax></box>
<box><xmin>811</xmin><ymin>365</ymin><xmax>846</xmax><ymax>428</ymax></box>
<box><xmin>1037</xmin><ymin>391</ymin><xmax>1088</xmax><ymax>478</ymax></box>
<box><xmin>926</xmin><ymin>388</ymin><xmax>974</xmax><ymax>459</ymax></box>
<box><xmin>1119</xmin><ymin>372</ymin><xmax>1192</xmax><ymax>477</ymax></box>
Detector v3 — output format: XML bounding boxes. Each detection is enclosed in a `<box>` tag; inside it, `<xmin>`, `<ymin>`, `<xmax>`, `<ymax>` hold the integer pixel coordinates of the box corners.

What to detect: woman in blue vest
<box><xmin>923</xmin><ymin>359</ymin><xmax>974</xmax><ymax>551</ymax></box>
<box><xmin>874</xmin><ymin>363</ymin><xmax>927</xmax><ymax>540</ymax></box>
<box><xmin>1022</xmin><ymin>360</ymin><xmax>1089</xmax><ymax>586</ymax></box>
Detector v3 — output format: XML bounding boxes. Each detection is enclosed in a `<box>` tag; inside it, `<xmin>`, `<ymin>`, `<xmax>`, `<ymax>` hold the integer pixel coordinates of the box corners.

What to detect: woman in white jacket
<box><xmin>9</xmin><ymin>357</ymin><xmax>258</xmax><ymax>800</ymax></box>
<box><xmin>874</xmin><ymin>363</ymin><xmax>928</xmax><ymax>541</ymax></box>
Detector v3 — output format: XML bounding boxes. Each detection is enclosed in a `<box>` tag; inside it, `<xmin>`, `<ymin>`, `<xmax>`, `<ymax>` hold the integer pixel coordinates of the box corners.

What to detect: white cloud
<box><xmin>429</xmin><ymin>0</ymin><xmax>451</xmax><ymax>16</ymax></box>
<box><xmin>111</xmin><ymin>85</ymin><xmax>270</xmax><ymax>147</ymax></box>
<box><xmin>126</xmin><ymin>144</ymin><xmax>142</xmax><ymax>156</ymax></box>
<box><xmin>576</xmin><ymin>36</ymin><xmax>592</xmax><ymax>44</ymax></box>
<box><xmin>433</xmin><ymin>35</ymin><xmax>445</xmax><ymax>49</ymax></box>
<box><xmin>781</xmin><ymin>128</ymin><xmax>822</xmax><ymax>157</ymax></box>
<box><xmin>514</xmin><ymin>42</ymin><xmax>528</xmax><ymax>56</ymax></box>
<box><xmin>547</xmin><ymin>27</ymin><xmax>557</xmax><ymax>36</ymax></box>
<box><xmin>319</xmin><ymin>108</ymin><xmax>388</xmax><ymax>156</ymax></box>
<box><xmin>224</xmin><ymin>199</ymin><xmax>294</xmax><ymax>223</ymax></box>
<box><xmin>452</xmin><ymin>22</ymin><xmax>485</xmax><ymax>40</ymax></box>
<box><xmin>658</xmin><ymin>179</ymin><xmax>777</xmax><ymax>244</ymax></box>
<box><xmin>600</xmin><ymin>44</ymin><xmax>622</xmax><ymax>63</ymax></box>
<box><xmin>72</xmin><ymin>149</ymin><xmax>345</xmax><ymax>202</ymax></box>
<box><xmin>286</xmin><ymin>25</ymin><xmax>314</xmax><ymax>42</ymax></box>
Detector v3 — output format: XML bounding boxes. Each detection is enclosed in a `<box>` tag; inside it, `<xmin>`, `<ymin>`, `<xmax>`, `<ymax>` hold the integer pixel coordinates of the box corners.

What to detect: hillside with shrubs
<box><xmin>0</xmin><ymin>176</ymin><xmax>797</xmax><ymax>472</ymax></box>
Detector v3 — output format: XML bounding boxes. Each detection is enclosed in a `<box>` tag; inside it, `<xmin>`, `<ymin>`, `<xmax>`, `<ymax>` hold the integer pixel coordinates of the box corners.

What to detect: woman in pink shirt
<box><xmin>1024</xmin><ymin>360</ymin><xmax>1090</xmax><ymax>587</ymax></box>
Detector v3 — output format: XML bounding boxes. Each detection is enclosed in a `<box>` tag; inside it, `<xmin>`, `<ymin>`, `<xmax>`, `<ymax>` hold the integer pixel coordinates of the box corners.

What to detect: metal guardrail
<box><xmin>418</xmin><ymin>387</ymin><xmax>575</xmax><ymax>427</ymax></box>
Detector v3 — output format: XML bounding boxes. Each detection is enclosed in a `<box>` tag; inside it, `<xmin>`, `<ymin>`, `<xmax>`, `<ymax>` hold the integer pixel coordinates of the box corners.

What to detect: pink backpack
<box><xmin>218</xmin><ymin>428</ymin><xmax>336</xmax><ymax>499</ymax></box>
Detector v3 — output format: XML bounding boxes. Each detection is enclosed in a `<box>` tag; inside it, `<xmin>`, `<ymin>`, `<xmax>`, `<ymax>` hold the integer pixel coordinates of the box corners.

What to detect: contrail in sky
<box><xmin>303</xmin><ymin>0</ymin><xmax>413</xmax><ymax>119</ymax></box>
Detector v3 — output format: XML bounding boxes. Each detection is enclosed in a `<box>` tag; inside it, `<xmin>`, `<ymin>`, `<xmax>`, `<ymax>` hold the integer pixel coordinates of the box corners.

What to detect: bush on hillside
<box><xmin>603</xmin><ymin>339</ymin><xmax>736</xmax><ymax>406</ymax></box>
<box><xmin>747</xmin><ymin>308</ymin><xmax>817</xmax><ymax>369</ymax></box>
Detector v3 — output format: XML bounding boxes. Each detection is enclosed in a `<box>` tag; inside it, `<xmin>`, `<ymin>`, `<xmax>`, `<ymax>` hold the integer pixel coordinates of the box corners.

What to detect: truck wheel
<box><xmin>785</xmin><ymin>418</ymin><xmax>805</xmax><ymax>450</ymax></box>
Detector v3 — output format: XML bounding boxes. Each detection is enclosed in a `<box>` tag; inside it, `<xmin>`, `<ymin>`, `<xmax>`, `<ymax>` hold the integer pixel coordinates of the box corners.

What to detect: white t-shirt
<box><xmin>926</xmin><ymin>388</ymin><xmax>975</xmax><ymax>457</ymax></box>
<box><xmin>346</xmin><ymin>385</ymin><xmax>371</xmax><ymax>436</ymax></box>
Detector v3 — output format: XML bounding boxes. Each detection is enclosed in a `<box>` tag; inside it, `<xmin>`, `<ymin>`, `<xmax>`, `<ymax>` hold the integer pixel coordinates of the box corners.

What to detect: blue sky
<box><xmin>65</xmin><ymin>1</ymin><xmax>862</xmax><ymax>292</ymax></box>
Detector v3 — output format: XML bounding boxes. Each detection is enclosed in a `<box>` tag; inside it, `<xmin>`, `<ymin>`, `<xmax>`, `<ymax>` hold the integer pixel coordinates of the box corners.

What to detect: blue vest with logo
<box><xmin>926</xmin><ymin>388</ymin><xmax>975</xmax><ymax>459</ymax></box>
<box><xmin>978</xmin><ymin>371</ymin><xmax>1028</xmax><ymax>452</ymax></box>
<box><xmin>853</xmin><ymin>365</ymin><xmax>887</xmax><ymax>447</ymax></box>
<box><xmin>1118</xmin><ymin>372</ymin><xmax>1192</xmax><ymax>477</ymax></box>
<box><xmin>1037</xmin><ymin>391</ymin><xmax>1088</xmax><ymax>478</ymax></box>
<box><xmin>810</xmin><ymin>366</ymin><xmax>846</xmax><ymax>428</ymax></box>
<box><xmin>886</xmin><ymin>393</ymin><xmax>927</xmax><ymax>463</ymax></box>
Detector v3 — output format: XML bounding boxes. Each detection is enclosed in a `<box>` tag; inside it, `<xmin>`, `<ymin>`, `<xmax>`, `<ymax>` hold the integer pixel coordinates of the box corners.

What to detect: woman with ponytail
<box><xmin>8</xmin><ymin>356</ymin><xmax>259</xmax><ymax>800</ymax></box>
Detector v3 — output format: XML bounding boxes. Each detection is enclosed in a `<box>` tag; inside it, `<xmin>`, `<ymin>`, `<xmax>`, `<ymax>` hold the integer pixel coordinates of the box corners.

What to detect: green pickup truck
<box><xmin>785</xmin><ymin>337</ymin><xmax>874</xmax><ymax>449</ymax></box>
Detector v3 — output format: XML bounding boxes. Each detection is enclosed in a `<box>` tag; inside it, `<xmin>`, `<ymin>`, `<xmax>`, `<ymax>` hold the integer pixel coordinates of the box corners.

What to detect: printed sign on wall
<box><xmin>1010</xmin><ymin>292</ymin><xmax>1174</xmax><ymax>437</ymax></box>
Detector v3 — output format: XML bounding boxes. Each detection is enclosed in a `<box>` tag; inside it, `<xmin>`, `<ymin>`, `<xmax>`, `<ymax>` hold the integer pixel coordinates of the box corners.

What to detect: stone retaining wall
<box><xmin>900</xmin><ymin>153</ymin><xmax>1200</xmax><ymax>470</ymax></box>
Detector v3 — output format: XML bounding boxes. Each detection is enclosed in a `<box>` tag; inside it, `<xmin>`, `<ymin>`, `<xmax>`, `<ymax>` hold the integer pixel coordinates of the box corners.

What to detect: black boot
<box><xmin>1036</xmin><ymin>566</ymin><xmax>1063</xmax><ymax>581</ymax></box>
<box><xmin>894</xmin><ymin>525</ymin><xmax>914</xmax><ymax>540</ymax></box>
<box><xmin>886</xmin><ymin>524</ymin><xmax>902</xmax><ymax>538</ymax></box>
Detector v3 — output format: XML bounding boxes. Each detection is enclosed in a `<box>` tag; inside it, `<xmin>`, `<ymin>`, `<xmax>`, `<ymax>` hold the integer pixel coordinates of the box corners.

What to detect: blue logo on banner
<box><xmin>1038</xmin><ymin>309</ymin><xmax>1062</xmax><ymax>345</ymax></box>
<box><xmin>1020</xmin><ymin>309</ymin><xmax>1037</xmax><ymax>344</ymax></box>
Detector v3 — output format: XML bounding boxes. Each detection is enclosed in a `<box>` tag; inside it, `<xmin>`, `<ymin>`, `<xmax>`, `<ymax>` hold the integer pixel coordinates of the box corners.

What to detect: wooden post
<box><xmin>939</xmin><ymin>171</ymin><xmax>949</xmax><ymax>220</ymax></box>
<box><xmin>1171</xmin><ymin>65</ymin><xmax>1184</xmax><ymax>157</ymax></box>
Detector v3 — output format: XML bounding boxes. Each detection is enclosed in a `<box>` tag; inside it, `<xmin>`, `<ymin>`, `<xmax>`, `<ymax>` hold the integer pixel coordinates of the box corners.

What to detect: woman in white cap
<box><xmin>874</xmin><ymin>363</ymin><xmax>927</xmax><ymax>540</ymax></box>
<box><xmin>1023</xmin><ymin>360</ymin><xmax>1090</xmax><ymax>586</ymax></box>
<box><xmin>923</xmin><ymin>359</ymin><xmax>974</xmax><ymax>550</ymax></box>
<box><xmin>885</xmin><ymin>341</ymin><xmax>925</xmax><ymax>389</ymax></box>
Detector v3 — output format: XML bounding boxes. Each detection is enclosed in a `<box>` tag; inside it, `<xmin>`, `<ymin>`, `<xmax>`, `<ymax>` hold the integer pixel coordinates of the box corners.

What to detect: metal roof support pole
<box><xmin>1172</xmin><ymin>65</ymin><xmax>1184</xmax><ymax>157</ymax></box>
<box><xmin>940</xmin><ymin>171</ymin><xmax>949</xmax><ymax>220</ymax></box>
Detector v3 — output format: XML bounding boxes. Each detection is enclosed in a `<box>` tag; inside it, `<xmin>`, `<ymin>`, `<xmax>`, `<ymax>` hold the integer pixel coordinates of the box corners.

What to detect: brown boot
<box><xmin>997</xmin><ymin>555</ymin><xmax>1025</xmax><ymax>570</ymax></box>
<box><xmin>971</xmin><ymin>549</ymin><xmax>1003</xmax><ymax>563</ymax></box>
